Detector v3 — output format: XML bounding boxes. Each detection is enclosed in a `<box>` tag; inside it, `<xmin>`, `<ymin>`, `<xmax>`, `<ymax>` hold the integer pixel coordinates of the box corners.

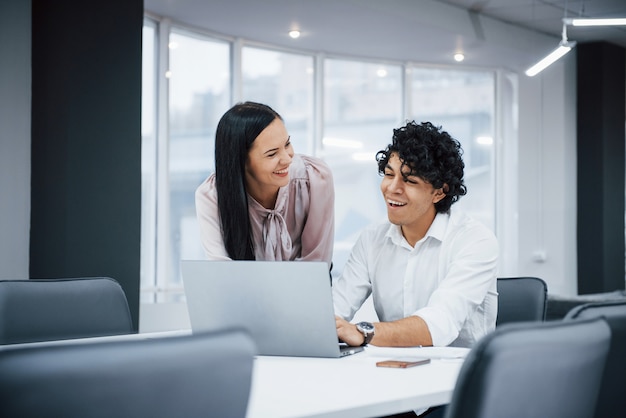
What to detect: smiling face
<box><xmin>380</xmin><ymin>153</ymin><xmax>446</xmax><ymax>246</ymax></box>
<box><xmin>244</xmin><ymin>117</ymin><xmax>294</xmax><ymax>208</ymax></box>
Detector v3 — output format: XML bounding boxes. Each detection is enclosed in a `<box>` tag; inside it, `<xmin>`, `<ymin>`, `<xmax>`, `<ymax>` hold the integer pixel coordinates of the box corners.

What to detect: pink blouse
<box><xmin>195</xmin><ymin>154</ymin><xmax>334</xmax><ymax>266</ymax></box>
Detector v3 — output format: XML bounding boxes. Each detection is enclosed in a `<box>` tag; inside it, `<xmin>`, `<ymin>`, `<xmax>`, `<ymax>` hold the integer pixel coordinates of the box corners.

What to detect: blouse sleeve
<box><xmin>195</xmin><ymin>175</ymin><xmax>231</xmax><ymax>260</ymax></box>
<box><xmin>298</xmin><ymin>156</ymin><xmax>335</xmax><ymax>266</ymax></box>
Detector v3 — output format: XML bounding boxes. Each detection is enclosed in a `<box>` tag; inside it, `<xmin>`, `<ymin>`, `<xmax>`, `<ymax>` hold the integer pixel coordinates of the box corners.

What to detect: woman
<box><xmin>195</xmin><ymin>101</ymin><xmax>334</xmax><ymax>266</ymax></box>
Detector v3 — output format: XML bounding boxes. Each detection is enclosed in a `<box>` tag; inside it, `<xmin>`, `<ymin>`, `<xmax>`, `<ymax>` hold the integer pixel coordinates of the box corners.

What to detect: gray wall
<box><xmin>28</xmin><ymin>0</ymin><xmax>143</xmax><ymax>330</ymax></box>
<box><xmin>0</xmin><ymin>0</ymin><xmax>31</xmax><ymax>279</ymax></box>
<box><xmin>0</xmin><ymin>0</ymin><xmax>144</xmax><ymax>330</ymax></box>
<box><xmin>577</xmin><ymin>42</ymin><xmax>626</xmax><ymax>294</ymax></box>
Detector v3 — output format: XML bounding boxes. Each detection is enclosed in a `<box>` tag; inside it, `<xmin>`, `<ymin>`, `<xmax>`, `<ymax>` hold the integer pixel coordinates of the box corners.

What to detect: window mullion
<box><xmin>155</xmin><ymin>18</ymin><xmax>171</xmax><ymax>302</ymax></box>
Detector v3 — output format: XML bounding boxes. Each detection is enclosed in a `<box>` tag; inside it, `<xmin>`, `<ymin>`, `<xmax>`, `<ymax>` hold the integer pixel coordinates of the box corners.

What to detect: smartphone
<box><xmin>376</xmin><ymin>357</ymin><xmax>431</xmax><ymax>368</ymax></box>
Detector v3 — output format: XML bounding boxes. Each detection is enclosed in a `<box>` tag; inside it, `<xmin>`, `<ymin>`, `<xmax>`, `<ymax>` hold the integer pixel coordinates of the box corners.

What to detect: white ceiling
<box><xmin>439</xmin><ymin>0</ymin><xmax>626</xmax><ymax>45</ymax></box>
<box><xmin>144</xmin><ymin>0</ymin><xmax>626</xmax><ymax>73</ymax></box>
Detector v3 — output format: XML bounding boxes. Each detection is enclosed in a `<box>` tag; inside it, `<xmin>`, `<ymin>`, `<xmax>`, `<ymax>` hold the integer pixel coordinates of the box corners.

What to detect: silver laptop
<box><xmin>181</xmin><ymin>260</ymin><xmax>363</xmax><ymax>358</ymax></box>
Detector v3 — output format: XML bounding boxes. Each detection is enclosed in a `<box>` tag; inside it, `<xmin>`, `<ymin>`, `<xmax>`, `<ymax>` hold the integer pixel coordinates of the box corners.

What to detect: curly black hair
<box><xmin>376</xmin><ymin>121</ymin><xmax>466</xmax><ymax>213</ymax></box>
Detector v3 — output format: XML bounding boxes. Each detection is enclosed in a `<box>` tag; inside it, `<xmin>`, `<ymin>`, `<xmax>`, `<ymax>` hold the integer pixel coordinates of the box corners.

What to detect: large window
<box><xmin>166</xmin><ymin>30</ymin><xmax>231</xmax><ymax>302</ymax></box>
<box><xmin>323</xmin><ymin>59</ymin><xmax>404</xmax><ymax>276</ymax></box>
<box><xmin>141</xmin><ymin>23</ymin><xmax>231</xmax><ymax>303</ymax></box>
<box><xmin>141</xmin><ymin>19</ymin><xmax>498</xmax><ymax>301</ymax></box>
<box><xmin>241</xmin><ymin>46</ymin><xmax>315</xmax><ymax>155</ymax></box>
<box><xmin>408</xmin><ymin>67</ymin><xmax>495</xmax><ymax>230</ymax></box>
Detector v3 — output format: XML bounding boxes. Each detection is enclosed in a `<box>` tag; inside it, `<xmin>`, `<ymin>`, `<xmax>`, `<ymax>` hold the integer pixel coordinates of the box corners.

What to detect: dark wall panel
<box><xmin>577</xmin><ymin>42</ymin><xmax>626</xmax><ymax>294</ymax></box>
<box><xmin>30</xmin><ymin>0</ymin><xmax>143</xmax><ymax>329</ymax></box>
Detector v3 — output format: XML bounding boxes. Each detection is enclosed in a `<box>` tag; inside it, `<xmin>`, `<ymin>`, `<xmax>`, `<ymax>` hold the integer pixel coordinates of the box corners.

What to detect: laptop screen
<box><xmin>181</xmin><ymin>260</ymin><xmax>362</xmax><ymax>358</ymax></box>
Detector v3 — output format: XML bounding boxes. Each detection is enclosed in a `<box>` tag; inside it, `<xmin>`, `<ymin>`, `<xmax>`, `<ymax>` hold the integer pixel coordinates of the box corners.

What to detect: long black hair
<box><xmin>376</xmin><ymin>121</ymin><xmax>467</xmax><ymax>213</ymax></box>
<box><xmin>214</xmin><ymin>101</ymin><xmax>282</xmax><ymax>260</ymax></box>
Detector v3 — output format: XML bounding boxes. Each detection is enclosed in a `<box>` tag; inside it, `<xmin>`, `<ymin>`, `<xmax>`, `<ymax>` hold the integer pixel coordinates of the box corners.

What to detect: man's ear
<box><xmin>433</xmin><ymin>184</ymin><xmax>447</xmax><ymax>203</ymax></box>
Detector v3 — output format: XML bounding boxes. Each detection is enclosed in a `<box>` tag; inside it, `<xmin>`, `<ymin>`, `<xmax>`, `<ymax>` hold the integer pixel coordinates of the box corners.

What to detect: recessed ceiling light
<box><xmin>454</xmin><ymin>53</ymin><xmax>465</xmax><ymax>62</ymax></box>
<box><xmin>288</xmin><ymin>30</ymin><xmax>301</xmax><ymax>39</ymax></box>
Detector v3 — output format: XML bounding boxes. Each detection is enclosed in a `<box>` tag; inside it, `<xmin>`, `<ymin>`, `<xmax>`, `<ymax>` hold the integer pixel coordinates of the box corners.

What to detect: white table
<box><xmin>247</xmin><ymin>345</ymin><xmax>468</xmax><ymax>418</ymax></box>
<box><xmin>0</xmin><ymin>332</ymin><xmax>467</xmax><ymax>418</ymax></box>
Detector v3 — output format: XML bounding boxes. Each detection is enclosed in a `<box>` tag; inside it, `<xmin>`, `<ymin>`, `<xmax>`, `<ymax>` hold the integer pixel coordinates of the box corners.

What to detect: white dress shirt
<box><xmin>333</xmin><ymin>208</ymin><xmax>498</xmax><ymax>347</ymax></box>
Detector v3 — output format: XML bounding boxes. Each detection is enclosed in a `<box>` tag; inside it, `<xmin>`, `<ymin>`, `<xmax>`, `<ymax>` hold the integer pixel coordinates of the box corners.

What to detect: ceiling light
<box><xmin>288</xmin><ymin>30</ymin><xmax>301</xmax><ymax>39</ymax></box>
<box><xmin>525</xmin><ymin>42</ymin><xmax>575</xmax><ymax>77</ymax></box>
<box><xmin>453</xmin><ymin>53</ymin><xmax>465</xmax><ymax>62</ymax></box>
<box><xmin>563</xmin><ymin>17</ymin><xmax>626</xmax><ymax>27</ymax></box>
<box><xmin>525</xmin><ymin>23</ymin><xmax>575</xmax><ymax>77</ymax></box>
<box><xmin>525</xmin><ymin>14</ymin><xmax>626</xmax><ymax>77</ymax></box>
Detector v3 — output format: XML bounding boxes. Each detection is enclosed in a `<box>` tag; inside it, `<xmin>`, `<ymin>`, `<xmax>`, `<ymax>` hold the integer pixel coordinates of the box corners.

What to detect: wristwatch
<box><xmin>355</xmin><ymin>321</ymin><xmax>375</xmax><ymax>346</ymax></box>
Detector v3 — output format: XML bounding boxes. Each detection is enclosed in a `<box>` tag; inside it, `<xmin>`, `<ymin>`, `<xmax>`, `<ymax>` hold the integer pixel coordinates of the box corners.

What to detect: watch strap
<box><xmin>356</xmin><ymin>322</ymin><xmax>375</xmax><ymax>346</ymax></box>
<box><xmin>361</xmin><ymin>330</ymin><xmax>374</xmax><ymax>346</ymax></box>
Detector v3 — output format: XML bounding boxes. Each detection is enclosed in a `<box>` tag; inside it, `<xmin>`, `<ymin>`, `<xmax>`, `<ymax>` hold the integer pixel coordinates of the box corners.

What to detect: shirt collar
<box><xmin>427</xmin><ymin>211</ymin><xmax>449</xmax><ymax>242</ymax></box>
<box><xmin>385</xmin><ymin>211</ymin><xmax>450</xmax><ymax>248</ymax></box>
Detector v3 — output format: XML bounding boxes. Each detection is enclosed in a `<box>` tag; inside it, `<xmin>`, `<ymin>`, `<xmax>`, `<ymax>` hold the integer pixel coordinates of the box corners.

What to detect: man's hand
<box><xmin>335</xmin><ymin>316</ymin><xmax>365</xmax><ymax>346</ymax></box>
<box><xmin>335</xmin><ymin>315</ymin><xmax>433</xmax><ymax>347</ymax></box>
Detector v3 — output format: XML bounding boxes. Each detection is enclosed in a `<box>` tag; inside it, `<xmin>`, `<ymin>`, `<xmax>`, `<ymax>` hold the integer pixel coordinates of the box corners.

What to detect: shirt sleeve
<box><xmin>296</xmin><ymin>156</ymin><xmax>335</xmax><ymax>266</ymax></box>
<box><xmin>414</xmin><ymin>224</ymin><xmax>499</xmax><ymax>346</ymax></box>
<box><xmin>194</xmin><ymin>175</ymin><xmax>231</xmax><ymax>260</ymax></box>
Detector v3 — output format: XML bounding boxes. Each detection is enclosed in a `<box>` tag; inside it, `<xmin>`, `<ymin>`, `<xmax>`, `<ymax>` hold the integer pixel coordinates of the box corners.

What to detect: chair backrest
<box><xmin>565</xmin><ymin>300</ymin><xmax>626</xmax><ymax>417</ymax></box>
<box><xmin>0</xmin><ymin>328</ymin><xmax>256</xmax><ymax>418</ymax></box>
<box><xmin>496</xmin><ymin>277</ymin><xmax>547</xmax><ymax>326</ymax></box>
<box><xmin>0</xmin><ymin>277</ymin><xmax>134</xmax><ymax>344</ymax></box>
<box><xmin>445</xmin><ymin>317</ymin><xmax>611</xmax><ymax>418</ymax></box>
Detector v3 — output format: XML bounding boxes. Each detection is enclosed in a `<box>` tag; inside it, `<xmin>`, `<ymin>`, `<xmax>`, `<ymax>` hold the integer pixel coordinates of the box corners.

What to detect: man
<box><xmin>334</xmin><ymin>121</ymin><xmax>498</xmax><ymax>349</ymax></box>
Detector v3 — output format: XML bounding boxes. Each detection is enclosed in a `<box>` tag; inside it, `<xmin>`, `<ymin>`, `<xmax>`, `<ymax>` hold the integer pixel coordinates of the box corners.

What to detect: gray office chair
<box><xmin>0</xmin><ymin>277</ymin><xmax>134</xmax><ymax>344</ymax></box>
<box><xmin>496</xmin><ymin>277</ymin><xmax>547</xmax><ymax>326</ymax></box>
<box><xmin>565</xmin><ymin>300</ymin><xmax>626</xmax><ymax>418</ymax></box>
<box><xmin>445</xmin><ymin>317</ymin><xmax>611</xmax><ymax>418</ymax></box>
<box><xmin>0</xmin><ymin>328</ymin><xmax>256</xmax><ymax>418</ymax></box>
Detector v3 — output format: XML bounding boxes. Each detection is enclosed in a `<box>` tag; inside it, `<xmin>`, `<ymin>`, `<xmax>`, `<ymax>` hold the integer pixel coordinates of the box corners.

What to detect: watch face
<box><xmin>357</xmin><ymin>322</ymin><xmax>374</xmax><ymax>333</ymax></box>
